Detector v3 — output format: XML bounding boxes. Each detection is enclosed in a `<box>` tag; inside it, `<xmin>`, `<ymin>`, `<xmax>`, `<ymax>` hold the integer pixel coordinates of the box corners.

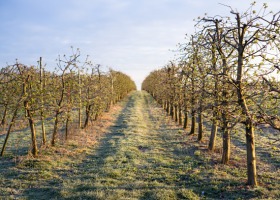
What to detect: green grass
<box><xmin>0</xmin><ymin>91</ymin><xmax>279</xmax><ymax>199</ymax></box>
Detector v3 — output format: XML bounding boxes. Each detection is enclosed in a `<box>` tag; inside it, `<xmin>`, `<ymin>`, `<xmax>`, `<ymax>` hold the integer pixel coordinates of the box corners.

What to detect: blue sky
<box><xmin>0</xmin><ymin>0</ymin><xmax>279</xmax><ymax>89</ymax></box>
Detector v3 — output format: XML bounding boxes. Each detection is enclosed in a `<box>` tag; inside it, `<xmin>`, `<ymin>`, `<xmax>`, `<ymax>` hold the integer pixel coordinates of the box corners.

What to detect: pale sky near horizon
<box><xmin>0</xmin><ymin>0</ymin><xmax>279</xmax><ymax>89</ymax></box>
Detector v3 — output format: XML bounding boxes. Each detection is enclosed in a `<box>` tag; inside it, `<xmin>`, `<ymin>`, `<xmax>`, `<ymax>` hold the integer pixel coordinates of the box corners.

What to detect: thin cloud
<box><xmin>0</xmin><ymin>0</ymin><xmax>278</xmax><ymax>89</ymax></box>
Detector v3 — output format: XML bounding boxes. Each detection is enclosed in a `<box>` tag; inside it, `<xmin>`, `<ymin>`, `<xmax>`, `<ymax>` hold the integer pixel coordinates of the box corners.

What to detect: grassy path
<box><xmin>58</xmin><ymin>91</ymin><xmax>199</xmax><ymax>199</ymax></box>
<box><xmin>1</xmin><ymin>91</ymin><xmax>279</xmax><ymax>199</ymax></box>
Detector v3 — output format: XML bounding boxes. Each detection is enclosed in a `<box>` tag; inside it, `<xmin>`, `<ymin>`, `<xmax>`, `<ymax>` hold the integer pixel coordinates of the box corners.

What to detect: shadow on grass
<box><xmin>230</xmin><ymin>127</ymin><xmax>280</xmax><ymax>170</ymax></box>
<box><xmin>256</xmin><ymin>146</ymin><xmax>280</xmax><ymax>170</ymax></box>
<box><xmin>144</xmin><ymin>93</ymin><xmax>267</xmax><ymax>199</ymax></box>
<box><xmin>19</xmin><ymin>94</ymin><xmax>136</xmax><ymax>199</ymax></box>
<box><xmin>0</xmin><ymin>127</ymin><xmax>31</xmax><ymax>156</ymax></box>
<box><xmin>8</xmin><ymin>92</ymin><xmax>276</xmax><ymax>200</ymax></box>
<box><xmin>180</xmin><ymin>175</ymin><xmax>261</xmax><ymax>199</ymax></box>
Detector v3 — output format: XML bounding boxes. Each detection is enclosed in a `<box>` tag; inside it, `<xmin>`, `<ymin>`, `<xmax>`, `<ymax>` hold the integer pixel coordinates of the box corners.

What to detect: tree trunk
<box><xmin>178</xmin><ymin>106</ymin><xmax>182</xmax><ymax>126</ymax></box>
<box><xmin>40</xmin><ymin>115</ymin><xmax>46</xmax><ymax>145</ymax></box>
<box><xmin>221</xmin><ymin>124</ymin><xmax>230</xmax><ymax>164</ymax></box>
<box><xmin>39</xmin><ymin>57</ymin><xmax>46</xmax><ymax>145</ymax></box>
<box><xmin>236</xmin><ymin>46</ymin><xmax>258</xmax><ymax>186</ymax></box>
<box><xmin>170</xmin><ymin>103</ymin><xmax>174</xmax><ymax>118</ymax></box>
<box><xmin>24</xmin><ymin>89</ymin><xmax>38</xmax><ymax>156</ymax></box>
<box><xmin>189</xmin><ymin>110</ymin><xmax>196</xmax><ymax>135</ymax></box>
<box><xmin>78</xmin><ymin>70</ymin><xmax>82</xmax><ymax>129</ymax></box>
<box><xmin>209</xmin><ymin>31</ymin><xmax>219</xmax><ymax>150</ymax></box>
<box><xmin>1</xmin><ymin>104</ymin><xmax>8</xmax><ymax>127</ymax></box>
<box><xmin>94</xmin><ymin>113</ymin><xmax>99</xmax><ymax>121</ymax></box>
<box><xmin>65</xmin><ymin>116</ymin><xmax>69</xmax><ymax>140</ymax></box>
<box><xmin>221</xmin><ymin>57</ymin><xmax>230</xmax><ymax>163</ymax></box>
<box><xmin>209</xmin><ymin>118</ymin><xmax>218</xmax><ymax>151</ymax></box>
<box><xmin>83</xmin><ymin>104</ymin><xmax>92</xmax><ymax>129</ymax></box>
<box><xmin>52</xmin><ymin>112</ymin><xmax>59</xmax><ymax>146</ymax></box>
<box><xmin>174</xmin><ymin>105</ymin><xmax>178</xmax><ymax>122</ymax></box>
<box><xmin>27</xmin><ymin>112</ymin><xmax>38</xmax><ymax>156</ymax></box>
<box><xmin>197</xmin><ymin>110</ymin><xmax>203</xmax><ymax>141</ymax></box>
<box><xmin>209</xmin><ymin>65</ymin><xmax>218</xmax><ymax>151</ymax></box>
<box><xmin>105</xmin><ymin>102</ymin><xmax>110</xmax><ymax>112</ymax></box>
<box><xmin>166</xmin><ymin>101</ymin><xmax>170</xmax><ymax>114</ymax></box>
<box><xmin>1</xmin><ymin>107</ymin><xmax>19</xmax><ymax>156</ymax></box>
<box><xmin>183</xmin><ymin>111</ymin><xmax>188</xmax><ymax>129</ymax></box>
<box><xmin>189</xmin><ymin>83</ymin><xmax>195</xmax><ymax>135</ymax></box>
<box><xmin>245</xmin><ymin>121</ymin><xmax>258</xmax><ymax>186</ymax></box>
<box><xmin>163</xmin><ymin>100</ymin><xmax>166</xmax><ymax>110</ymax></box>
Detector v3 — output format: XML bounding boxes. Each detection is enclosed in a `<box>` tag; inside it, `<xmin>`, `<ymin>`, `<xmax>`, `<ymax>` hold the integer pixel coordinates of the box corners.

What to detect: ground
<box><xmin>0</xmin><ymin>91</ymin><xmax>279</xmax><ymax>199</ymax></box>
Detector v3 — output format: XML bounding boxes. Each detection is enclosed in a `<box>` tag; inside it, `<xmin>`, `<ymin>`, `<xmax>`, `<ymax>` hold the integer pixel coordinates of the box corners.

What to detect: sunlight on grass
<box><xmin>1</xmin><ymin>91</ymin><xmax>279</xmax><ymax>199</ymax></box>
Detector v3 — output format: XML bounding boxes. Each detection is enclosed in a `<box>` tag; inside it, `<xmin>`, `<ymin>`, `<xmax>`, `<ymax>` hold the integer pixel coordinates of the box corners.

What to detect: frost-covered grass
<box><xmin>0</xmin><ymin>91</ymin><xmax>279</xmax><ymax>199</ymax></box>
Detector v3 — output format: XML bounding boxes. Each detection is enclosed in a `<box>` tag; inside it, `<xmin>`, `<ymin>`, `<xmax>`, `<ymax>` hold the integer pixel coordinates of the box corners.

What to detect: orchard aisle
<box><xmin>3</xmin><ymin>91</ymin><xmax>276</xmax><ymax>199</ymax></box>
<box><xmin>58</xmin><ymin>91</ymin><xmax>199</xmax><ymax>199</ymax></box>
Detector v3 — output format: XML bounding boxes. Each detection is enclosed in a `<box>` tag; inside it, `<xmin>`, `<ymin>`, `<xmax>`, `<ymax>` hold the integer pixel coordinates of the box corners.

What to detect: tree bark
<box><xmin>52</xmin><ymin>112</ymin><xmax>59</xmax><ymax>146</ymax></box>
<box><xmin>189</xmin><ymin>110</ymin><xmax>196</xmax><ymax>135</ymax></box>
<box><xmin>236</xmin><ymin>39</ymin><xmax>258</xmax><ymax>186</ymax></box>
<box><xmin>189</xmin><ymin>77</ymin><xmax>195</xmax><ymax>135</ymax></box>
<box><xmin>65</xmin><ymin>116</ymin><xmax>70</xmax><ymax>140</ymax></box>
<box><xmin>169</xmin><ymin>103</ymin><xmax>174</xmax><ymax>118</ymax></box>
<box><xmin>166</xmin><ymin>101</ymin><xmax>170</xmax><ymax>114</ymax></box>
<box><xmin>178</xmin><ymin>106</ymin><xmax>182</xmax><ymax>126</ymax></box>
<box><xmin>183</xmin><ymin>82</ymin><xmax>188</xmax><ymax>129</ymax></box>
<box><xmin>197</xmin><ymin>110</ymin><xmax>203</xmax><ymax>141</ymax></box>
<box><xmin>39</xmin><ymin>57</ymin><xmax>46</xmax><ymax>145</ymax></box>
<box><xmin>208</xmin><ymin>51</ymin><xmax>218</xmax><ymax>150</ymax></box>
<box><xmin>52</xmin><ymin>73</ymin><xmax>65</xmax><ymax>146</ymax></box>
<box><xmin>183</xmin><ymin>111</ymin><xmax>188</xmax><ymax>129</ymax></box>
<box><xmin>208</xmin><ymin>118</ymin><xmax>218</xmax><ymax>151</ymax></box>
<box><xmin>40</xmin><ymin>116</ymin><xmax>46</xmax><ymax>145</ymax></box>
<box><xmin>221</xmin><ymin>124</ymin><xmax>230</xmax><ymax>164</ymax></box>
<box><xmin>83</xmin><ymin>104</ymin><xmax>92</xmax><ymax>129</ymax></box>
<box><xmin>26</xmin><ymin>108</ymin><xmax>38</xmax><ymax>156</ymax></box>
<box><xmin>1</xmin><ymin>104</ymin><xmax>8</xmax><ymax>127</ymax></box>
<box><xmin>174</xmin><ymin>105</ymin><xmax>178</xmax><ymax>122</ymax></box>
<box><xmin>24</xmin><ymin>74</ymin><xmax>38</xmax><ymax>157</ymax></box>
<box><xmin>78</xmin><ymin>70</ymin><xmax>82</xmax><ymax>129</ymax></box>
<box><xmin>245</xmin><ymin>121</ymin><xmax>258</xmax><ymax>186</ymax></box>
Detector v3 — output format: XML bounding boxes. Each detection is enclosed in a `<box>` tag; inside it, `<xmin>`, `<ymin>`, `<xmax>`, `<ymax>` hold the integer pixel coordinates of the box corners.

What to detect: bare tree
<box><xmin>220</xmin><ymin>2</ymin><xmax>280</xmax><ymax>186</ymax></box>
<box><xmin>51</xmin><ymin>50</ymin><xmax>80</xmax><ymax>146</ymax></box>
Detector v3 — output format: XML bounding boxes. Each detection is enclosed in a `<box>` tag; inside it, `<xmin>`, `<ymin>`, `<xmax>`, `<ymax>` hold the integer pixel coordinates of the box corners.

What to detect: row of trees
<box><xmin>142</xmin><ymin>2</ymin><xmax>280</xmax><ymax>186</ymax></box>
<box><xmin>0</xmin><ymin>48</ymin><xmax>136</xmax><ymax>157</ymax></box>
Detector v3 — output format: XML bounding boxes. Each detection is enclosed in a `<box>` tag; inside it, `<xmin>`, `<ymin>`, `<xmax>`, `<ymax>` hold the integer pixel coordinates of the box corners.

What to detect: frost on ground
<box><xmin>0</xmin><ymin>91</ymin><xmax>279</xmax><ymax>200</ymax></box>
